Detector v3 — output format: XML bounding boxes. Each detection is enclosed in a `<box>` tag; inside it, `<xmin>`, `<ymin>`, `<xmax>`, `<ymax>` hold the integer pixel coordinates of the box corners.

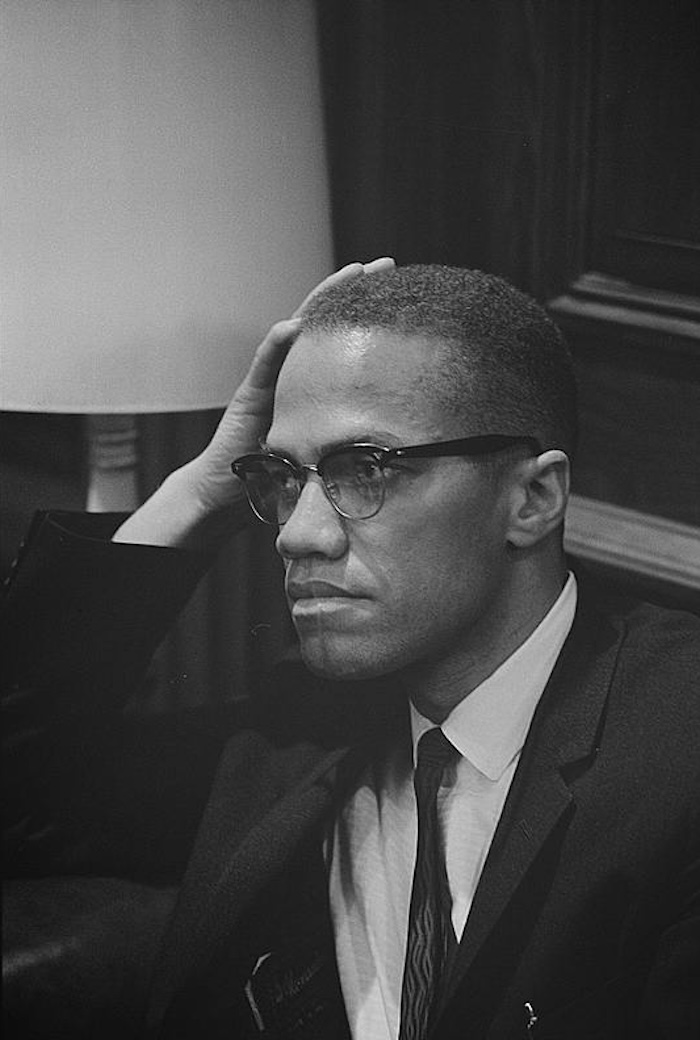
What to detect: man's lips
<box><xmin>286</xmin><ymin>579</ymin><xmax>366</xmax><ymax>601</ymax></box>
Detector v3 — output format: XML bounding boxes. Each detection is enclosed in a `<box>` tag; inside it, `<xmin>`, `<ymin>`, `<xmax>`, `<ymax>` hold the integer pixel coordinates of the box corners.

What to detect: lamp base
<box><xmin>86</xmin><ymin>414</ymin><xmax>139</xmax><ymax>512</ymax></box>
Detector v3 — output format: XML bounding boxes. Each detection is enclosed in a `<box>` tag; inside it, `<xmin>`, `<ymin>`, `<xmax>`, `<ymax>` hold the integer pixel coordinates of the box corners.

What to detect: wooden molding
<box><xmin>564</xmin><ymin>271</ymin><xmax>700</xmax><ymax>321</ymax></box>
<box><xmin>548</xmin><ymin>272</ymin><xmax>700</xmax><ymax>355</ymax></box>
<box><xmin>564</xmin><ymin>494</ymin><xmax>700</xmax><ymax>592</ymax></box>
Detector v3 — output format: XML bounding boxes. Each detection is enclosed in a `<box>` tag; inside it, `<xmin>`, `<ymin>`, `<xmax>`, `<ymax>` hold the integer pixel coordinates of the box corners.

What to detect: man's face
<box><xmin>265</xmin><ymin>327</ymin><xmax>517</xmax><ymax>686</ymax></box>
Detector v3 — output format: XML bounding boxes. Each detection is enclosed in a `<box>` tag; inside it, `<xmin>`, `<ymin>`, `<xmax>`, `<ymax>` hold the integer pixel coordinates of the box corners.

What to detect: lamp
<box><xmin>1</xmin><ymin>0</ymin><xmax>333</xmax><ymax>510</ymax></box>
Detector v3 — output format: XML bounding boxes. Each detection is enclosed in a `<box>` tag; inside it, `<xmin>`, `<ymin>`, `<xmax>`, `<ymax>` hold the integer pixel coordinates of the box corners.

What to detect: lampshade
<box><xmin>0</xmin><ymin>0</ymin><xmax>333</xmax><ymax>414</ymax></box>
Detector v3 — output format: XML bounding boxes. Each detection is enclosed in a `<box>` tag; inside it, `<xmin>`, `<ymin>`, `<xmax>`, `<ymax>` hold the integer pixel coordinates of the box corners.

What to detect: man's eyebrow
<box><xmin>258</xmin><ymin>437</ymin><xmax>300</xmax><ymax>460</ymax></box>
<box><xmin>260</xmin><ymin>431</ymin><xmax>403</xmax><ymax>459</ymax></box>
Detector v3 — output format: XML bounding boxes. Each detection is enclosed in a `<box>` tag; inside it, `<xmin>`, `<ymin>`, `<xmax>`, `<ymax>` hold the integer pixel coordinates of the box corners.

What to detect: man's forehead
<box><xmin>269</xmin><ymin>327</ymin><xmax>453</xmax><ymax>450</ymax></box>
<box><xmin>278</xmin><ymin>325</ymin><xmax>448</xmax><ymax>389</ymax></box>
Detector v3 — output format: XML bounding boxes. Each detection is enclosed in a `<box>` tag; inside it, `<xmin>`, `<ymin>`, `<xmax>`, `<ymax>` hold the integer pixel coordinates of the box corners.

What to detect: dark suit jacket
<box><xmin>3</xmin><ymin>510</ymin><xmax>700</xmax><ymax>1039</ymax></box>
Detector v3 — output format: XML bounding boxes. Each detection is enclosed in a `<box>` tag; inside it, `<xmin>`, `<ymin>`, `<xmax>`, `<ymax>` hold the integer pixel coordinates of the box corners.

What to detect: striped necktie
<box><xmin>399</xmin><ymin>727</ymin><xmax>457</xmax><ymax>1040</ymax></box>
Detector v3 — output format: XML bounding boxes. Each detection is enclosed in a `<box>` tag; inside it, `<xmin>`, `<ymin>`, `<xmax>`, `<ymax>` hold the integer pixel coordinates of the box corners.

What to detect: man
<box><xmin>3</xmin><ymin>261</ymin><xmax>699</xmax><ymax>1039</ymax></box>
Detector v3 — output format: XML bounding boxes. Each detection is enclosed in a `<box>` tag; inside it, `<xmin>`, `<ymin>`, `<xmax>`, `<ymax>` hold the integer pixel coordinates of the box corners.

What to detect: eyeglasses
<box><xmin>231</xmin><ymin>434</ymin><xmax>541</xmax><ymax>525</ymax></box>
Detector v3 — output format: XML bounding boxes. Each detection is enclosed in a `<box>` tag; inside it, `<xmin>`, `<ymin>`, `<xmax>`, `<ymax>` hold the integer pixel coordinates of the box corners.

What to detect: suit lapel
<box><xmin>442</xmin><ymin>588</ymin><xmax>625</xmax><ymax>1024</ymax></box>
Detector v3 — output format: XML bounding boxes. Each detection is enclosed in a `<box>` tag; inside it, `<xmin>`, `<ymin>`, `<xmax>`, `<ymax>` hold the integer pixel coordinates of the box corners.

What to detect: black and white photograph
<box><xmin>2</xmin><ymin>2</ymin><xmax>699</xmax><ymax>1037</ymax></box>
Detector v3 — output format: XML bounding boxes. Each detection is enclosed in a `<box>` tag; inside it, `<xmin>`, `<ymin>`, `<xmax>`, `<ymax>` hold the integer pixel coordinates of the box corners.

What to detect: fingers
<box><xmin>292</xmin><ymin>256</ymin><xmax>396</xmax><ymax>316</ymax></box>
<box><xmin>361</xmin><ymin>257</ymin><xmax>396</xmax><ymax>273</ymax></box>
<box><xmin>239</xmin><ymin>257</ymin><xmax>397</xmax><ymax>395</ymax></box>
<box><xmin>240</xmin><ymin>317</ymin><xmax>302</xmax><ymax>393</ymax></box>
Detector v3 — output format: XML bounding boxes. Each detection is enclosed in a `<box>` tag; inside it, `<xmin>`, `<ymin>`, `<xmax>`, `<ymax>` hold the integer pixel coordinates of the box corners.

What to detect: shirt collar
<box><xmin>410</xmin><ymin>572</ymin><xmax>578</xmax><ymax>781</ymax></box>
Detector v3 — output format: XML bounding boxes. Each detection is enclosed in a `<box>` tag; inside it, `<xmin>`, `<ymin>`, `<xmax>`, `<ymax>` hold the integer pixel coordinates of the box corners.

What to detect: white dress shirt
<box><xmin>326</xmin><ymin>574</ymin><xmax>577</xmax><ymax>1040</ymax></box>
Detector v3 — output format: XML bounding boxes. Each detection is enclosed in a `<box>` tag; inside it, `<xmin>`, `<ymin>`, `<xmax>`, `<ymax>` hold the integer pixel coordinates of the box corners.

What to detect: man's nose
<box><xmin>275</xmin><ymin>476</ymin><xmax>348</xmax><ymax>560</ymax></box>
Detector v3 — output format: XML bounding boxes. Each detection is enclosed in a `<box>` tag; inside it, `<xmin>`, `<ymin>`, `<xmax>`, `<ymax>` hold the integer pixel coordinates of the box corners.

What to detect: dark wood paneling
<box><xmin>590</xmin><ymin>0</ymin><xmax>700</xmax><ymax>294</ymax></box>
<box><xmin>550</xmin><ymin>276</ymin><xmax>700</xmax><ymax>526</ymax></box>
<box><xmin>569</xmin><ymin>338</ymin><xmax>699</xmax><ymax>525</ymax></box>
<box><xmin>544</xmin><ymin>1</ymin><xmax>700</xmax><ymax>555</ymax></box>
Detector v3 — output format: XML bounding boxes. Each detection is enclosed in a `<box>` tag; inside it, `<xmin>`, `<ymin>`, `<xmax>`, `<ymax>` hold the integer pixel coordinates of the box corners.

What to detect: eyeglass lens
<box><xmin>239</xmin><ymin>456</ymin><xmax>298</xmax><ymax>524</ymax></box>
<box><xmin>319</xmin><ymin>450</ymin><xmax>385</xmax><ymax>519</ymax></box>
<box><xmin>241</xmin><ymin>449</ymin><xmax>386</xmax><ymax>523</ymax></box>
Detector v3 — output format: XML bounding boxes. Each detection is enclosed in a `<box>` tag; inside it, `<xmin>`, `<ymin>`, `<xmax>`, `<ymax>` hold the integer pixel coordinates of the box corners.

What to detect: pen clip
<box><xmin>524</xmin><ymin>1001</ymin><xmax>538</xmax><ymax>1036</ymax></box>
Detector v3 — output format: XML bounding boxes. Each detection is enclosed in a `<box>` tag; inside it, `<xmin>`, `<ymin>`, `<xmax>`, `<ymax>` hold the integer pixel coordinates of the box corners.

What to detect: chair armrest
<box><xmin>3</xmin><ymin>876</ymin><xmax>177</xmax><ymax>1039</ymax></box>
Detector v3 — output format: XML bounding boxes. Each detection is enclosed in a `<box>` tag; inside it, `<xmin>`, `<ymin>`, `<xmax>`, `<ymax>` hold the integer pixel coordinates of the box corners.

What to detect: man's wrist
<box><xmin>112</xmin><ymin>464</ymin><xmax>250</xmax><ymax>553</ymax></box>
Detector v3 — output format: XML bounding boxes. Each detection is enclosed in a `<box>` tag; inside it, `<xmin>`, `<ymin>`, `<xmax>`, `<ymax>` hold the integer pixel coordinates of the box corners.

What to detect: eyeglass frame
<box><xmin>231</xmin><ymin>433</ymin><xmax>543</xmax><ymax>525</ymax></box>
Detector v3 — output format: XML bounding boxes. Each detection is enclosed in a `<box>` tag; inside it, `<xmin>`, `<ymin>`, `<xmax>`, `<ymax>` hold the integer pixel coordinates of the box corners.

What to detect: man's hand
<box><xmin>187</xmin><ymin>257</ymin><xmax>395</xmax><ymax>517</ymax></box>
<box><xmin>114</xmin><ymin>258</ymin><xmax>395</xmax><ymax>549</ymax></box>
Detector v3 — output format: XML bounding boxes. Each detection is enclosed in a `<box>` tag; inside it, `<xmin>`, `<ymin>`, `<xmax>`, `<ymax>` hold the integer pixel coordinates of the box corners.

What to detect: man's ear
<box><xmin>506</xmin><ymin>450</ymin><xmax>570</xmax><ymax>548</ymax></box>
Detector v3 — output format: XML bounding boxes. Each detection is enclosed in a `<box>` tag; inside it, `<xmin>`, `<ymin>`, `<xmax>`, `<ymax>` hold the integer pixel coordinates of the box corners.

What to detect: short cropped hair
<box><xmin>299</xmin><ymin>264</ymin><xmax>578</xmax><ymax>456</ymax></box>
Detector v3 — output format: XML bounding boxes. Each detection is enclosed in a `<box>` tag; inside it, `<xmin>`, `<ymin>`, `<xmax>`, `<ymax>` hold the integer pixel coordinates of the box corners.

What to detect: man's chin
<box><xmin>298</xmin><ymin>639</ymin><xmax>394</xmax><ymax>683</ymax></box>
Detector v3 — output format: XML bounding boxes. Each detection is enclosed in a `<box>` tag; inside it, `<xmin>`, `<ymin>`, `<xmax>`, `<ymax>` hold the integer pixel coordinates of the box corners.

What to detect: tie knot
<box><xmin>416</xmin><ymin>727</ymin><xmax>456</xmax><ymax>773</ymax></box>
